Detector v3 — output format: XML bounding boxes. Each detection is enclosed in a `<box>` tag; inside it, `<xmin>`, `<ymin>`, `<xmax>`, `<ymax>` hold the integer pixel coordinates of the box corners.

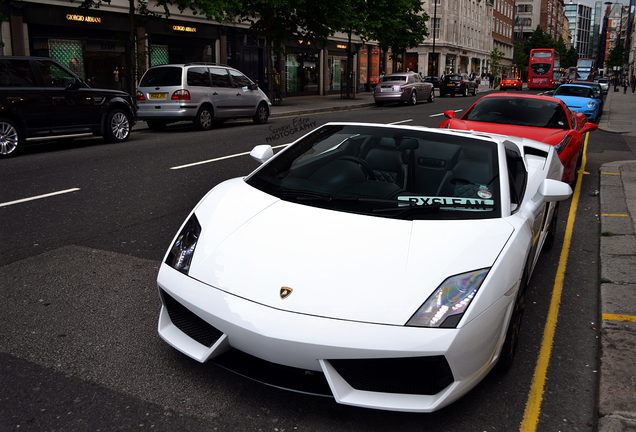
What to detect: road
<box><xmin>1</xmin><ymin>92</ymin><xmax>632</xmax><ymax>431</ymax></box>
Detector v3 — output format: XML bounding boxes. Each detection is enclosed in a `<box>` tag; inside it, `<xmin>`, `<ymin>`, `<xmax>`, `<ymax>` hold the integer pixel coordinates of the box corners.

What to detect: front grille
<box><xmin>329</xmin><ymin>356</ymin><xmax>454</xmax><ymax>395</ymax></box>
<box><xmin>213</xmin><ymin>349</ymin><xmax>332</xmax><ymax>396</ymax></box>
<box><xmin>161</xmin><ymin>290</ymin><xmax>222</xmax><ymax>347</ymax></box>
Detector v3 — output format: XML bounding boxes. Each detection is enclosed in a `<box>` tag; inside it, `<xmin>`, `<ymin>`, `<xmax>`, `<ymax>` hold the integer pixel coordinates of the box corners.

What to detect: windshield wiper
<box><xmin>372</xmin><ymin>201</ymin><xmax>494</xmax><ymax>214</ymax></box>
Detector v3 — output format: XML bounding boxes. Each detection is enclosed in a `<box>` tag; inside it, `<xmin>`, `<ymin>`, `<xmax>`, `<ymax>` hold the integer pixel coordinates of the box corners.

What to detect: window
<box><xmin>0</xmin><ymin>60</ymin><xmax>36</xmax><ymax>87</ymax></box>
<box><xmin>35</xmin><ymin>60</ymin><xmax>75</xmax><ymax>88</ymax></box>
<box><xmin>210</xmin><ymin>68</ymin><xmax>231</xmax><ymax>87</ymax></box>
<box><xmin>187</xmin><ymin>67</ymin><xmax>210</xmax><ymax>87</ymax></box>
<box><xmin>229</xmin><ymin>70</ymin><xmax>252</xmax><ymax>87</ymax></box>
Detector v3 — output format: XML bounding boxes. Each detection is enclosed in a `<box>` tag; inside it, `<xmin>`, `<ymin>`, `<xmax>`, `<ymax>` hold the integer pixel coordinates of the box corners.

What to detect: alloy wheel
<box><xmin>110</xmin><ymin>112</ymin><xmax>130</xmax><ymax>141</ymax></box>
<box><xmin>0</xmin><ymin>120</ymin><xmax>19</xmax><ymax>156</ymax></box>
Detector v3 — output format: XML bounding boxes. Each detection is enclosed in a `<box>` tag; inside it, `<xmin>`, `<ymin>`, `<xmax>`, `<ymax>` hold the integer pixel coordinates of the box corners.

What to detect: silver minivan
<box><xmin>136</xmin><ymin>63</ymin><xmax>271</xmax><ymax>130</ymax></box>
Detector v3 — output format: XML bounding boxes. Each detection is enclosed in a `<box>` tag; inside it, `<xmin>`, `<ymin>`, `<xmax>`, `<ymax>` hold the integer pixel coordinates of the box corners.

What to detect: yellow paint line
<box><xmin>602</xmin><ymin>313</ymin><xmax>636</xmax><ymax>323</ymax></box>
<box><xmin>519</xmin><ymin>132</ymin><xmax>590</xmax><ymax>432</ymax></box>
<box><xmin>600</xmin><ymin>172</ymin><xmax>620</xmax><ymax>175</ymax></box>
<box><xmin>601</xmin><ymin>214</ymin><xmax>629</xmax><ymax>217</ymax></box>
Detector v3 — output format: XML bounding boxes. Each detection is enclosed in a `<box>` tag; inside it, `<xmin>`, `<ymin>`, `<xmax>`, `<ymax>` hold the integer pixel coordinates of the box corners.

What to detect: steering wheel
<box><xmin>338</xmin><ymin>156</ymin><xmax>376</xmax><ymax>180</ymax></box>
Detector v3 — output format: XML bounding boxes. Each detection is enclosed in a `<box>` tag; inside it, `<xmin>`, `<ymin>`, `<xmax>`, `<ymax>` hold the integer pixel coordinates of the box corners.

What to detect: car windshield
<box><xmin>246</xmin><ymin>125</ymin><xmax>501</xmax><ymax>220</ymax></box>
<box><xmin>381</xmin><ymin>75</ymin><xmax>406</xmax><ymax>82</ymax></box>
<box><xmin>139</xmin><ymin>67</ymin><xmax>182</xmax><ymax>86</ymax></box>
<box><xmin>554</xmin><ymin>86</ymin><xmax>593</xmax><ymax>98</ymax></box>
<box><xmin>463</xmin><ymin>97</ymin><xmax>569</xmax><ymax>129</ymax></box>
<box><xmin>446</xmin><ymin>75</ymin><xmax>462</xmax><ymax>81</ymax></box>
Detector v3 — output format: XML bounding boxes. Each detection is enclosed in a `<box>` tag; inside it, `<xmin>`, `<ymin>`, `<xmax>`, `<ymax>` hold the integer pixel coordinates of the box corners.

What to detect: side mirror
<box><xmin>443</xmin><ymin>110</ymin><xmax>456</xmax><ymax>119</ymax></box>
<box><xmin>581</xmin><ymin>122</ymin><xmax>598</xmax><ymax>134</ymax></box>
<box><xmin>248</xmin><ymin>83</ymin><xmax>259</xmax><ymax>91</ymax></box>
<box><xmin>250</xmin><ymin>145</ymin><xmax>274</xmax><ymax>164</ymax></box>
<box><xmin>538</xmin><ymin>179</ymin><xmax>572</xmax><ymax>202</ymax></box>
<box><xmin>65</xmin><ymin>78</ymin><xmax>81</xmax><ymax>91</ymax></box>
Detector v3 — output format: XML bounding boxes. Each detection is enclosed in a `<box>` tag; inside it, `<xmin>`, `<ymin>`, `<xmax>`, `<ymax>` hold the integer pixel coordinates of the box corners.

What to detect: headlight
<box><xmin>586</xmin><ymin>101</ymin><xmax>596</xmax><ymax>109</ymax></box>
<box><xmin>165</xmin><ymin>214</ymin><xmax>201</xmax><ymax>275</ymax></box>
<box><xmin>554</xmin><ymin>135</ymin><xmax>572</xmax><ymax>154</ymax></box>
<box><xmin>394</xmin><ymin>85</ymin><xmax>401</xmax><ymax>92</ymax></box>
<box><xmin>406</xmin><ymin>268</ymin><xmax>489</xmax><ymax>328</ymax></box>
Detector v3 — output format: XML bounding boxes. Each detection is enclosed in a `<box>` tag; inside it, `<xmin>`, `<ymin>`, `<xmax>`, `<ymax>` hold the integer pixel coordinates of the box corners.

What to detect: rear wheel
<box><xmin>427</xmin><ymin>89</ymin><xmax>435</xmax><ymax>103</ymax></box>
<box><xmin>410</xmin><ymin>90</ymin><xmax>417</xmax><ymax>105</ymax></box>
<box><xmin>0</xmin><ymin>118</ymin><xmax>20</xmax><ymax>157</ymax></box>
<box><xmin>194</xmin><ymin>106</ymin><xmax>214</xmax><ymax>131</ymax></box>
<box><xmin>104</xmin><ymin>109</ymin><xmax>131</xmax><ymax>143</ymax></box>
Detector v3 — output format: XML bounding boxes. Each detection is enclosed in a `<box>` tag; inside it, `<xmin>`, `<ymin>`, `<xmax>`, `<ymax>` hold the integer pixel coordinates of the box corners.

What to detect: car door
<box><xmin>0</xmin><ymin>58</ymin><xmax>49</xmax><ymax>137</ymax></box>
<box><xmin>209</xmin><ymin>67</ymin><xmax>239</xmax><ymax>118</ymax></box>
<box><xmin>33</xmin><ymin>59</ymin><xmax>100</xmax><ymax>131</ymax></box>
<box><xmin>228</xmin><ymin>69</ymin><xmax>259</xmax><ymax>116</ymax></box>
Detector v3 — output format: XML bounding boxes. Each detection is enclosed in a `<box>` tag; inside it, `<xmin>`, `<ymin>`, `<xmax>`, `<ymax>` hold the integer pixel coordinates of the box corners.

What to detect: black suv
<box><xmin>439</xmin><ymin>74</ymin><xmax>478</xmax><ymax>97</ymax></box>
<box><xmin>0</xmin><ymin>56</ymin><xmax>136</xmax><ymax>157</ymax></box>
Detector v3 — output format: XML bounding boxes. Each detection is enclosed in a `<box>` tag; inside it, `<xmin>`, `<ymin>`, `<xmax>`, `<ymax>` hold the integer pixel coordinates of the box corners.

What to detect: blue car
<box><xmin>550</xmin><ymin>84</ymin><xmax>601</xmax><ymax>122</ymax></box>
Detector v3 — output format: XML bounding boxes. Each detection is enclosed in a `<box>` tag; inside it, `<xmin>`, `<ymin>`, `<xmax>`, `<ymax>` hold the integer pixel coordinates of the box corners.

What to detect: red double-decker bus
<box><xmin>527</xmin><ymin>48</ymin><xmax>560</xmax><ymax>89</ymax></box>
<box><xmin>575</xmin><ymin>58</ymin><xmax>596</xmax><ymax>81</ymax></box>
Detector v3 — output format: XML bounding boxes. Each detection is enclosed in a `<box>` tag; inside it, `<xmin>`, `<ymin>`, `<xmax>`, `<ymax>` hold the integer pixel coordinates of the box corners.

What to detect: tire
<box><xmin>410</xmin><ymin>90</ymin><xmax>417</xmax><ymax>106</ymax></box>
<box><xmin>427</xmin><ymin>89</ymin><xmax>435</xmax><ymax>103</ymax></box>
<box><xmin>194</xmin><ymin>106</ymin><xmax>214</xmax><ymax>131</ymax></box>
<box><xmin>375</xmin><ymin>101</ymin><xmax>384</xmax><ymax>107</ymax></box>
<box><xmin>253</xmin><ymin>102</ymin><xmax>269</xmax><ymax>124</ymax></box>
<box><xmin>0</xmin><ymin>118</ymin><xmax>21</xmax><ymax>157</ymax></box>
<box><xmin>473</xmin><ymin>86</ymin><xmax>478</xmax><ymax>96</ymax></box>
<box><xmin>104</xmin><ymin>109</ymin><xmax>131</xmax><ymax>143</ymax></box>
<box><xmin>147</xmin><ymin>120</ymin><xmax>166</xmax><ymax>131</ymax></box>
<box><xmin>543</xmin><ymin>203</ymin><xmax>559</xmax><ymax>251</ymax></box>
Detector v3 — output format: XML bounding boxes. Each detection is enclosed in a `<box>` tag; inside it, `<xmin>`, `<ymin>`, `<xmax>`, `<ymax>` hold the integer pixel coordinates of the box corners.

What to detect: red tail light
<box><xmin>136</xmin><ymin>91</ymin><xmax>145</xmax><ymax>101</ymax></box>
<box><xmin>171</xmin><ymin>89</ymin><xmax>191</xmax><ymax>100</ymax></box>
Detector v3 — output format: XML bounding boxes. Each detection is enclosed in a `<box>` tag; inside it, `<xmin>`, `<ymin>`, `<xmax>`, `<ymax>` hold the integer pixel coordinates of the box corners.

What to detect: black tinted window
<box><xmin>210</xmin><ymin>68</ymin><xmax>231</xmax><ymax>87</ymax></box>
<box><xmin>0</xmin><ymin>60</ymin><xmax>36</xmax><ymax>87</ymax></box>
<box><xmin>504</xmin><ymin>144</ymin><xmax>527</xmax><ymax>209</ymax></box>
<box><xmin>230</xmin><ymin>70</ymin><xmax>252</xmax><ymax>87</ymax></box>
<box><xmin>35</xmin><ymin>60</ymin><xmax>75</xmax><ymax>88</ymax></box>
<box><xmin>187</xmin><ymin>67</ymin><xmax>210</xmax><ymax>86</ymax></box>
<box><xmin>464</xmin><ymin>97</ymin><xmax>569</xmax><ymax>129</ymax></box>
<box><xmin>139</xmin><ymin>67</ymin><xmax>182</xmax><ymax>86</ymax></box>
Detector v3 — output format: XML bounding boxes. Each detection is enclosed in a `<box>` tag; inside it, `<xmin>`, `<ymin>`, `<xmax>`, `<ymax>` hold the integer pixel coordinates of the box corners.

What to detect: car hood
<box><xmin>553</xmin><ymin>95</ymin><xmax>598</xmax><ymax>108</ymax></box>
<box><xmin>186</xmin><ymin>179</ymin><xmax>514</xmax><ymax>326</ymax></box>
<box><xmin>447</xmin><ymin>120</ymin><xmax>567</xmax><ymax>145</ymax></box>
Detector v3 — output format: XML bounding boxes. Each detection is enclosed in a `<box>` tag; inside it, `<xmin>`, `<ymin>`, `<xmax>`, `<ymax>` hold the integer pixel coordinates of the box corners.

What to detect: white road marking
<box><xmin>388</xmin><ymin>119</ymin><xmax>413</xmax><ymax>125</ymax></box>
<box><xmin>0</xmin><ymin>188</ymin><xmax>81</xmax><ymax>208</ymax></box>
<box><xmin>429</xmin><ymin>109</ymin><xmax>463</xmax><ymax>118</ymax></box>
<box><xmin>170</xmin><ymin>143</ymin><xmax>289</xmax><ymax>170</ymax></box>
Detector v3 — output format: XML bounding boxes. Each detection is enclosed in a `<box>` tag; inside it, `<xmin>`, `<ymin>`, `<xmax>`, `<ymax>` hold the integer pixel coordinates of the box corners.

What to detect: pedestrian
<box><xmin>631</xmin><ymin>75</ymin><xmax>636</xmax><ymax>94</ymax></box>
<box><xmin>488</xmin><ymin>73</ymin><xmax>494</xmax><ymax>88</ymax></box>
<box><xmin>614</xmin><ymin>76</ymin><xmax>619</xmax><ymax>92</ymax></box>
<box><xmin>623</xmin><ymin>77</ymin><xmax>629</xmax><ymax>94</ymax></box>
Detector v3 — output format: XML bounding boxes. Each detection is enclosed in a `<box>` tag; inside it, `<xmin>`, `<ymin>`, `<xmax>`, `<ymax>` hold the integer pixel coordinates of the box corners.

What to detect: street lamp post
<box><xmin>431</xmin><ymin>0</ymin><xmax>438</xmax><ymax>76</ymax></box>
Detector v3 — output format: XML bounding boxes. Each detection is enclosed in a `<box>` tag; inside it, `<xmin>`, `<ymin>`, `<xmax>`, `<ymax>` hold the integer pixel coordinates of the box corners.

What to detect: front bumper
<box><xmin>157</xmin><ymin>264</ymin><xmax>512</xmax><ymax>412</ymax></box>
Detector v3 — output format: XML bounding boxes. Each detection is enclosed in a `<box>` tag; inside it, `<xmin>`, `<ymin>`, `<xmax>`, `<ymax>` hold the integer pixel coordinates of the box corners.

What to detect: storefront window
<box><xmin>150</xmin><ymin>45</ymin><xmax>169</xmax><ymax>67</ymax></box>
<box><xmin>49</xmin><ymin>39</ymin><xmax>84</xmax><ymax>79</ymax></box>
<box><xmin>285</xmin><ymin>50</ymin><xmax>319</xmax><ymax>95</ymax></box>
<box><xmin>328</xmin><ymin>55</ymin><xmax>346</xmax><ymax>92</ymax></box>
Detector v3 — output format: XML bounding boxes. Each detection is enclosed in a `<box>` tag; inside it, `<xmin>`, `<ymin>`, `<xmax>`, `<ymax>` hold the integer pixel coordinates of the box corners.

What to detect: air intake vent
<box><xmin>161</xmin><ymin>290</ymin><xmax>222</xmax><ymax>347</ymax></box>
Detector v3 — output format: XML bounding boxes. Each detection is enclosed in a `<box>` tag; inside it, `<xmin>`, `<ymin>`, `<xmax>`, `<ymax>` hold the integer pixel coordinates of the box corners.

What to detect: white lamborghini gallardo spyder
<box><xmin>157</xmin><ymin>123</ymin><xmax>572</xmax><ymax>412</ymax></box>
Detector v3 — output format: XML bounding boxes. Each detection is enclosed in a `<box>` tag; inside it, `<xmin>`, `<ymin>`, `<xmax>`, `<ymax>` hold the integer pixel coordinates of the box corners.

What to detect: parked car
<box><xmin>499</xmin><ymin>78</ymin><xmax>523</xmax><ymax>91</ymax></box>
<box><xmin>421</xmin><ymin>75</ymin><xmax>441</xmax><ymax>88</ymax></box>
<box><xmin>595</xmin><ymin>77</ymin><xmax>610</xmax><ymax>94</ymax></box>
<box><xmin>549</xmin><ymin>84</ymin><xmax>602</xmax><ymax>123</ymax></box>
<box><xmin>373</xmin><ymin>72</ymin><xmax>434</xmax><ymax>106</ymax></box>
<box><xmin>0</xmin><ymin>56</ymin><xmax>135</xmax><ymax>158</ymax></box>
<box><xmin>439</xmin><ymin>74</ymin><xmax>478</xmax><ymax>97</ymax></box>
<box><xmin>136</xmin><ymin>63</ymin><xmax>271</xmax><ymax>130</ymax></box>
<box><xmin>439</xmin><ymin>93</ymin><xmax>598</xmax><ymax>184</ymax></box>
<box><xmin>157</xmin><ymin>122</ymin><xmax>572</xmax><ymax>412</ymax></box>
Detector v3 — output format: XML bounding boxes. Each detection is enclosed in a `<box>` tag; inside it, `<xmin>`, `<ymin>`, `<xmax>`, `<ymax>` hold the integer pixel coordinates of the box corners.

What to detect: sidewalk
<box><xmin>596</xmin><ymin>88</ymin><xmax>636</xmax><ymax>432</ymax></box>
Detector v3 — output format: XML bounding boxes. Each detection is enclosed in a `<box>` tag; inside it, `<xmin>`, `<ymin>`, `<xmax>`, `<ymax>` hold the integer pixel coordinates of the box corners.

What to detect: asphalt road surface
<box><xmin>2</xmin><ymin>92</ymin><xmax>633</xmax><ymax>431</ymax></box>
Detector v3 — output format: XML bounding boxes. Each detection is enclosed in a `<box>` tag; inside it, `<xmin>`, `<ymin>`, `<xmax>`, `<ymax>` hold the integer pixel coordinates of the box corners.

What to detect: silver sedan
<box><xmin>374</xmin><ymin>72</ymin><xmax>435</xmax><ymax>106</ymax></box>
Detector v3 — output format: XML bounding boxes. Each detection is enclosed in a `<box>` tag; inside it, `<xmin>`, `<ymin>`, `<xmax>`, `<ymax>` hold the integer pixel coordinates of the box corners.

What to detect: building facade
<box><xmin>565</xmin><ymin>1</ymin><xmax>593</xmax><ymax>58</ymax></box>
<box><xmin>493</xmin><ymin>0</ymin><xmax>516</xmax><ymax>76</ymax></box>
<box><xmin>514</xmin><ymin>0</ymin><xmax>566</xmax><ymax>40</ymax></box>
<box><xmin>406</xmin><ymin>0</ymin><xmax>493</xmax><ymax>77</ymax></box>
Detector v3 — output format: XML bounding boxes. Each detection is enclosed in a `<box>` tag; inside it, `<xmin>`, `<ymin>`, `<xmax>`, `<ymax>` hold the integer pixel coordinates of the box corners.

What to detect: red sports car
<box><xmin>439</xmin><ymin>93</ymin><xmax>597</xmax><ymax>184</ymax></box>
<box><xmin>499</xmin><ymin>78</ymin><xmax>523</xmax><ymax>91</ymax></box>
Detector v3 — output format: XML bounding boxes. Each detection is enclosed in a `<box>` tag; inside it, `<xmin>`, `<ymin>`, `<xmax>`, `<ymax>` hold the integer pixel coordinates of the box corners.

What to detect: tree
<box><xmin>490</xmin><ymin>48</ymin><xmax>505</xmax><ymax>75</ymax></box>
<box><xmin>606</xmin><ymin>40</ymin><xmax>625</xmax><ymax>70</ymax></box>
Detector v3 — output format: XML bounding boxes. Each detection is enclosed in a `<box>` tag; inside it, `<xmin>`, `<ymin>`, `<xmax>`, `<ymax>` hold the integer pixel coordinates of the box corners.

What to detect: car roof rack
<box><xmin>184</xmin><ymin>62</ymin><xmax>231</xmax><ymax>67</ymax></box>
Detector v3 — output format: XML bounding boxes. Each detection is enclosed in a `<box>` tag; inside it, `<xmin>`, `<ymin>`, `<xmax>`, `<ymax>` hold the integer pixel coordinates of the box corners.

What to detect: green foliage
<box><xmin>490</xmin><ymin>48</ymin><xmax>504</xmax><ymax>74</ymax></box>
<box><xmin>364</xmin><ymin>0</ymin><xmax>429</xmax><ymax>54</ymax></box>
<box><xmin>606</xmin><ymin>40</ymin><xmax>625</xmax><ymax>69</ymax></box>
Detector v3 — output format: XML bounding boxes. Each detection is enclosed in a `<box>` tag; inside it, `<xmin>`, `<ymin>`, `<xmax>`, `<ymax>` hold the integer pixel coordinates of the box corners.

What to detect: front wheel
<box><xmin>194</xmin><ymin>106</ymin><xmax>214</xmax><ymax>131</ymax></box>
<box><xmin>104</xmin><ymin>109</ymin><xmax>131</xmax><ymax>143</ymax></box>
<box><xmin>253</xmin><ymin>102</ymin><xmax>269</xmax><ymax>124</ymax></box>
<box><xmin>496</xmin><ymin>266</ymin><xmax>528</xmax><ymax>372</ymax></box>
<box><xmin>0</xmin><ymin>118</ymin><xmax>21</xmax><ymax>157</ymax></box>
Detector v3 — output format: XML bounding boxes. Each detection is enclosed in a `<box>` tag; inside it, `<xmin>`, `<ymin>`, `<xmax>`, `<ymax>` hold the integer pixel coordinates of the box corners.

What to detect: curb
<box><xmin>270</xmin><ymin>102</ymin><xmax>376</xmax><ymax>118</ymax></box>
